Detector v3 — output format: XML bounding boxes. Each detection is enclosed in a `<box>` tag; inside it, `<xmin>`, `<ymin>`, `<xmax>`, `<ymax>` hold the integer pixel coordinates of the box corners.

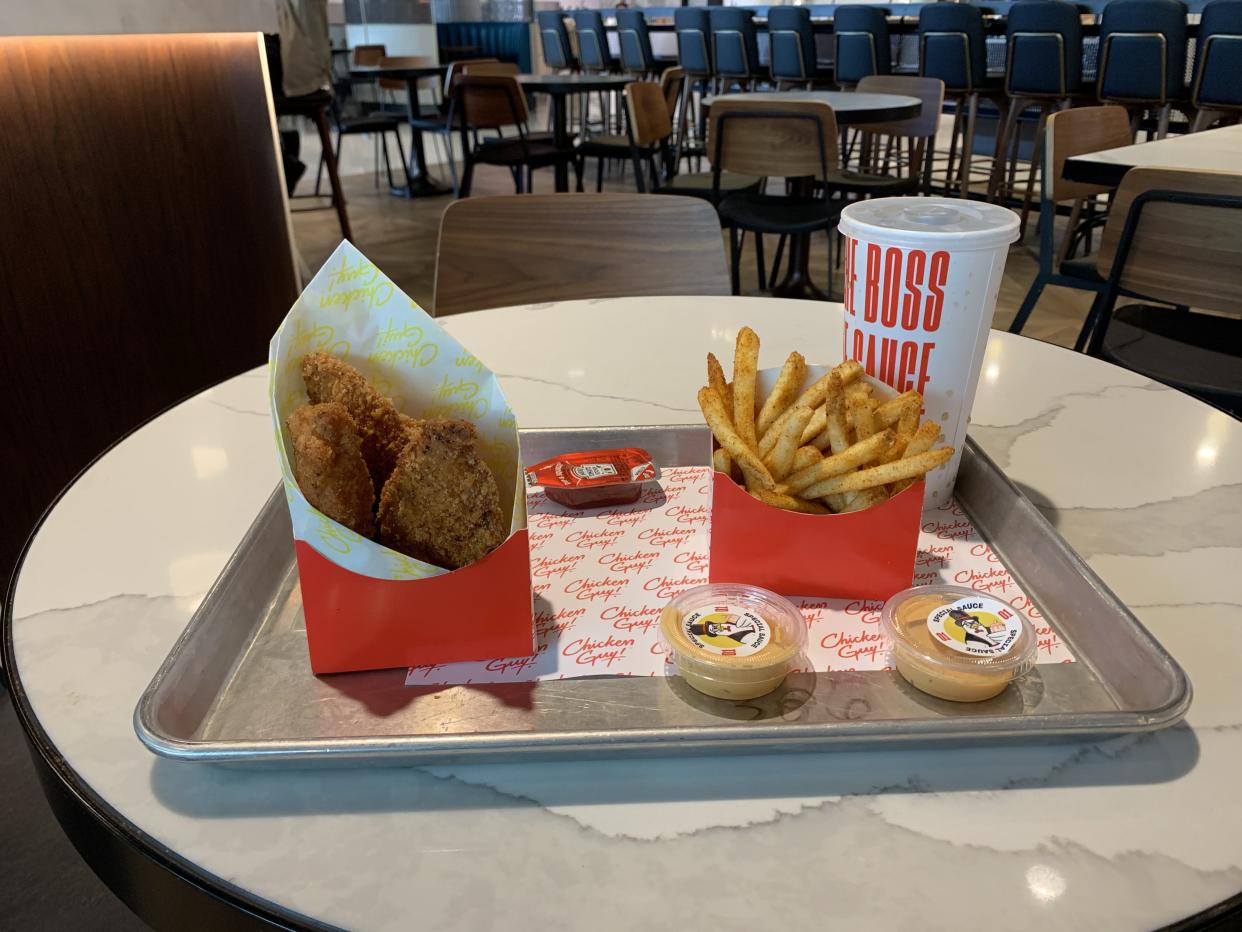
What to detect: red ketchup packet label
<box><xmin>524</xmin><ymin>448</ymin><xmax>658</xmax><ymax>509</ymax></box>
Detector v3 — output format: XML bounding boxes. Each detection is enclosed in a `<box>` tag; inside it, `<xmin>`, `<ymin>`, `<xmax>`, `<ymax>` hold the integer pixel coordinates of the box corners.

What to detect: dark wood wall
<box><xmin>0</xmin><ymin>34</ymin><xmax>299</xmax><ymax>588</ymax></box>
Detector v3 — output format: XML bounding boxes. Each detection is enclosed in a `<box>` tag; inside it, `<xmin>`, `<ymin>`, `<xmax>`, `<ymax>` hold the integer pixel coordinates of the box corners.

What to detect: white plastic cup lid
<box><xmin>839</xmin><ymin>197</ymin><xmax>1020</xmax><ymax>252</ymax></box>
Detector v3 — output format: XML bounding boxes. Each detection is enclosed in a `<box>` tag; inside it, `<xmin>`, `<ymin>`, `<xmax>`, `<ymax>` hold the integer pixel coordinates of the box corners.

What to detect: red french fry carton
<box><xmin>708</xmin><ymin>364</ymin><xmax>925</xmax><ymax>600</ymax></box>
<box><xmin>269</xmin><ymin>242</ymin><xmax>533</xmax><ymax>674</ymax></box>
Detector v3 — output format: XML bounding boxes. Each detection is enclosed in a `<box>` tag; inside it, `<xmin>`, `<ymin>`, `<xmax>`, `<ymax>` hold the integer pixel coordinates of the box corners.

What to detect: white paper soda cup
<box><xmin>838</xmin><ymin>197</ymin><xmax>1019</xmax><ymax>507</ymax></box>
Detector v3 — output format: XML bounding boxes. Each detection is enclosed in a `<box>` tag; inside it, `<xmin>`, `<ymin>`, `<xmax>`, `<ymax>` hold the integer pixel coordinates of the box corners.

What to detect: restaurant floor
<box><xmin>289</xmin><ymin>162</ymin><xmax>1094</xmax><ymax>348</ymax></box>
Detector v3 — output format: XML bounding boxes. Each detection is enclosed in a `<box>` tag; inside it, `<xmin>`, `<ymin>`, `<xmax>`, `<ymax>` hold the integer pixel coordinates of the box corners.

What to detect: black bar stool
<box><xmin>710</xmin><ymin>8</ymin><xmax>762</xmax><ymax>93</ymax></box>
<box><xmin>988</xmin><ymin>0</ymin><xmax>1083</xmax><ymax>236</ymax></box>
<box><xmin>833</xmin><ymin>5</ymin><xmax>891</xmax><ymax>89</ymax></box>
<box><xmin>1096</xmin><ymin>0</ymin><xmax>1188</xmax><ymax>138</ymax></box>
<box><xmin>768</xmin><ymin>6</ymin><xmax>833</xmax><ymax>90</ymax></box>
<box><xmin>674</xmin><ymin>7</ymin><xmax>715</xmax><ymax>169</ymax></box>
<box><xmin>1189</xmin><ymin>0</ymin><xmax>1242</xmax><ymax>130</ymax></box>
<box><xmin>919</xmin><ymin>3</ymin><xmax>990</xmax><ymax>197</ymax></box>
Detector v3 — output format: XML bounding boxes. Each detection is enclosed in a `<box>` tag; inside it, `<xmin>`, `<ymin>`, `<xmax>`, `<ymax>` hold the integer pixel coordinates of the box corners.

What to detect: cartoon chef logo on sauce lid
<box><xmin>683</xmin><ymin>606</ymin><xmax>770</xmax><ymax>657</ymax></box>
<box><xmin>926</xmin><ymin>597</ymin><xmax>1020</xmax><ymax>657</ymax></box>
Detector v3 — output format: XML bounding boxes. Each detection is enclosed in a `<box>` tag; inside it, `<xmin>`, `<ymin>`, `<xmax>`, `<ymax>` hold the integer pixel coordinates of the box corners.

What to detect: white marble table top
<box><xmin>1066</xmin><ymin>122</ymin><xmax>1242</xmax><ymax>176</ymax></box>
<box><xmin>9</xmin><ymin>296</ymin><xmax>1242</xmax><ymax>930</ymax></box>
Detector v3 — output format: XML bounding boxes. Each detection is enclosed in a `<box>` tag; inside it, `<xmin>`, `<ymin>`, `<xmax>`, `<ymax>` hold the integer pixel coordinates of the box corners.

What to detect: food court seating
<box><xmin>536</xmin><ymin>11</ymin><xmax>577</xmax><ymax>73</ymax></box>
<box><xmin>1096</xmin><ymin>0</ymin><xmax>1188</xmax><ymax>138</ymax></box>
<box><xmin>1082</xmin><ymin>167</ymin><xmax>1242</xmax><ymax>414</ymax></box>
<box><xmin>918</xmin><ymin>3</ymin><xmax>991</xmax><ymax>197</ymax></box>
<box><xmin>710</xmin><ymin>8</ymin><xmax>764</xmax><ymax>93</ymax></box>
<box><xmin>0</xmin><ymin>33</ymin><xmax>298</xmax><ymax>585</ymax></box>
<box><xmin>768</xmin><ymin>6</ymin><xmax>833</xmax><ymax>90</ymax></box>
<box><xmin>433</xmin><ymin>193</ymin><xmax>729</xmax><ymax>315</ymax></box>
<box><xmin>617</xmin><ymin>9</ymin><xmax>675</xmax><ymax>80</ymax></box>
<box><xmin>835</xmin><ymin>75</ymin><xmax>946</xmax><ymax>196</ymax></box>
<box><xmin>833</xmin><ymin>5</ymin><xmax>892</xmax><ymax>89</ymax></box>
<box><xmin>674</xmin><ymin>7</ymin><xmax>715</xmax><ymax>167</ymax></box>
<box><xmin>1189</xmin><ymin>0</ymin><xmax>1242</xmax><ymax>131</ymax></box>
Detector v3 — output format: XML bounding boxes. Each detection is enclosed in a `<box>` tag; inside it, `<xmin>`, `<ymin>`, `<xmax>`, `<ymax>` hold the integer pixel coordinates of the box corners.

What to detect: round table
<box><xmin>7</xmin><ymin>297</ymin><xmax>1242</xmax><ymax>930</ymax></box>
<box><xmin>518</xmin><ymin>74</ymin><xmax>634</xmax><ymax>193</ymax></box>
<box><xmin>713</xmin><ymin>90</ymin><xmax>922</xmax><ymax>125</ymax></box>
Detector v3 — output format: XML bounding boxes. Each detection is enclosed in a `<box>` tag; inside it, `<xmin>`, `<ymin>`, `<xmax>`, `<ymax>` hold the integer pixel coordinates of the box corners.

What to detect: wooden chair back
<box><xmin>855</xmin><ymin>74</ymin><xmax>944</xmax><ymax>139</ymax></box>
<box><xmin>460</xmin><ymin>60</ymin><xmax>519</xmax><ymax>76</ymax></box>
<box><xmin>1045</xmin><ymin>105</ymin><xmax>1132</xmax><ymax>202</ymax></box>
<box><xmin>1097</xmin><ymin>167</ymin><xmax>1242</xmax><ymax>312</ymax></box>
<box><xmin>626</xmin><ymin>81</ymin><xmax>673</xmax><ymax>147</ymax></box>
<box><xmin>0</xmin><ymin>34</ymin><xmax>297</xmax><ymax>581</ymax></box>
<box><xmin>455</xmin><ymin>74</ymin><xmax>529</xmax><ymax>129</ymax></box>
<box><xmin>444</xmin><ymin>57</ymin><xmax>498</xmax><ymax>96</ymax></box>
<box><xmin>378</xmin><ymin>54</ymin><xmax>434</xmax><ymax>92</ymax></box>
<box><xmin>707</xmin><ymin>98</ymin><xmax>839</xmax><ymax>177</ymax></box>
<box><xmin>434</xmin><ymin>194</ymin><xmax>730</xmax><ymax>315</ymax></box>
<box><xmin>353</xmin><ymin>43</ymin><xmax>386</xmax><ymax>66</ymax></box>
<box><xmin>661</xmin><ymin>66</ymin><xmax>685</xmax><ymax>119</ymax></box>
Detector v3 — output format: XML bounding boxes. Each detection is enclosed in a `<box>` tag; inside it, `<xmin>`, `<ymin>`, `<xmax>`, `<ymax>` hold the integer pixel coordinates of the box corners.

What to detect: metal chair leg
<box><xmin>729</xmin><ymin>227</ymin><xmax>742</xmax><ymax>295</ymax></box>
<box><xmin>1009</xmin><ymin>274</ymin><xmax>1050</xmax><ymax>334</ymax></box>
<box><xmin>755</xmin><ymin>234</ymin><xmax>766</xmax><ymax>291</ymax></box>
<box><xmin>959</xmin><ymin>92</ymin><xmax>979</xmax><ymax>198</ymax></box>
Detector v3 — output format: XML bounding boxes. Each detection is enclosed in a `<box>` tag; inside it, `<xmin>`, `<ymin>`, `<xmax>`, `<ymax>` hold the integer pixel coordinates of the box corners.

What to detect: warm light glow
<box><xmin>190</xmin><ymin>445</ymin><xmax>229</xmax><ymax>479</ymax></box>
<box><xmin>985</xmin><ymin>363</ymin><xmax>1001</xmax><ymax>383</ymax></box>
<box><xmin>1025</xmin><ymin>864</ymin><xmax>1067</xmax><ymax>904</ymax></box>
<box><xmin>1196</xmin><ymin>445</ymin><xmax>1217</xmax><ymax>465</ymax></box>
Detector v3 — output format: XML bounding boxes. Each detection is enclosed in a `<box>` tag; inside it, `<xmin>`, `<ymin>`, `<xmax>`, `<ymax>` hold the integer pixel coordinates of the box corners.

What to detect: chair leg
<box><xmin>755</xmin><ymin>234</ymin><xmax>766</xmax><ymax>292</ymax></box>
<box><xmin>313</xmin><ymin>108</ymin><xmax>352</xmax><ymax>240</ymax></box>
<box><xmin>380</xmin><ymin>132</ymin><xmax>395</xmax><ymax>189</ymax></box>
<box><xmin>987</xmin><ymin>97</ymin><xmax>1020</xmax><ymax>202</ymax></box>
<box><xmin>729</xmin><ymin>227</ymin><xmax>742</xmax><ymax>296</ymax></box>
<box><xmin>1156</xmin><ymin>102</ymin><xmax>1172</xmax><ymax>139</ymax></box>
<box><xmin>459</xmin><ymin>156</ymin><xmax>475</xmax><ymax>199</ymax></box>
<box><xmin>1008</xmin><ymin>273</ymin><xmax>1049</xmax><ymax>334</ymax></box>
<box><xmin>959</xmin><ymin>92</ymin><xmax>979</xmax><ymax>198</ymax></box>
<box><xmin>825</xmin><ymin>228</ymin><xmax>835</xmax><ymax>302</ymax></box>
<box><xmin>596</xmin><ymin>156</ymin><xmax>605</xmax><ymax>193</ymax></box>
<box><xmin>944</xmin><ymin>99</ymin><xmax>962</xmax><ymax>196</ymax></box>
<box><xmin>1018</xmin><ymin>104</ymin><xmax>1049</xmax><ymax>241</ymax></box>
<box><xmin>770</xmin><ymin>234</ymin><xmax>787</xmax><ymax>284</ymax></box>
<box><xmin>1074</xmin><ymin>290</ymin><xmax>1108</xmax><ymax>352</ymax></box>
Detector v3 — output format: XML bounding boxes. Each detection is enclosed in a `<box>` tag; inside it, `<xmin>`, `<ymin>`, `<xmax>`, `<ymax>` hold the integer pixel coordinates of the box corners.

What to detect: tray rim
<box><xmin>133</xmin><ymin>430</ymin><xmax>1192</xmax><ymax>764</ymax></box>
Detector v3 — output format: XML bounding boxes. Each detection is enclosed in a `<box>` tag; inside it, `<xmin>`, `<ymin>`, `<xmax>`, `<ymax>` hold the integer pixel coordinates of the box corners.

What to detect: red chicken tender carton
<box><xmin>269</xmin><ymin>242</ymin><xmax>533</xmax><ymax>674</ymax></box>
<box><xmin>709</xmin><ymin>364</ymin><xmax>923</xmax><ymax>600</ymax></box>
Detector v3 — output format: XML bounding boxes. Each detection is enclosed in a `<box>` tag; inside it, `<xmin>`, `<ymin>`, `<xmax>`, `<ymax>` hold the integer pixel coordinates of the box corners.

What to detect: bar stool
<box><xmin>617</xmin><ymin>10</ymin><xmax>675</xmax><ymax>80</ymax></box>
<box><xmin>833</xmin><ymin>5</ymin><xmax>892</xmax><ymax>89</ymax></box>
<box><xmin>768</xmin><ymin>7</ymin><xmax>834</xmax><ymax>90</ymax></box>
<box><xmin>710</xmin><ymin>8</ymin><xmax>762</xmax><ymax>93</ymax></box>
<box><xmin>574</xmin><ymin>10</ymin><xmax>625</xmax><ymax>134</ymax></box>
<box><xmin>919</xmin><ymin>4</ymin><xmax>990</xmax><ymax>198</ymax></box>
<box><xmin>674</xmin><ymin>7</ymin><xmax>715</xmax><ymax>169</ymax></box>
<box><xmin>1096</xmin><ymin>0</ymin><xmax>1188</xmax><ymax>138</ymax></box>
<box><xmin>536</xmin><ymin>11</ymin><xmax>577</xmax><ymax>73</ymax></box>
<box><xmin>1189</xmin><ymin>0</ymin><xmax>1242</xmax><ymax>131</ymax></box>
<box><xmin>988</xmin><ymin>0</ymin><xmax>1084</xmax><ymax>237</ymax></box>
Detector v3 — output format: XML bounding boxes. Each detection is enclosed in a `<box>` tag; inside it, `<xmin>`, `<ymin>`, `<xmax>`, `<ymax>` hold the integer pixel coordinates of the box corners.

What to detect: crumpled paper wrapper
<box><xmin>268</xmin><ymin>241</ymin><xmax>523</xmax><ymax>580</ymax></box>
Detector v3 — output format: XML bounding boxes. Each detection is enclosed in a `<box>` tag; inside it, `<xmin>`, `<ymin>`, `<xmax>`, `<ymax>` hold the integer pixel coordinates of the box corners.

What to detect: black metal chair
<box><xmin>1189</xmin><ymin>0</ymin><xmax>1242</xmax><ymax>130</ymax></box>
<box><xmin>768</xmin><ymin>6</ymin><xmax>833</xmax><ymax>90</ymax></box>
<box><xmin>1083</xmin><ymin>167</ymin><xmax>1242</xmax><ymax>415</ymax></box>
<box><xmin>710</xmin><ymin>8</ymin><xmax>763</xmax><ymax>93</ymax></box>
<box><xmin>315</xmin><ymin>100</ymin><xmax>410</xmax><ymax>196</ymax></box>
<box><xmin>1096</xmin><ymin>0</ymin><xmax>1189</xmax><ymax>138</ymax></box>
<box><xmin>834</xmin><ymin>5</ymin><xmax>891</xmax><ymax>89</ymax></box>
<box><xmin>919</xmin><ymin>4</ymin><xmax>991</xmax><ymax>197</ymax></box>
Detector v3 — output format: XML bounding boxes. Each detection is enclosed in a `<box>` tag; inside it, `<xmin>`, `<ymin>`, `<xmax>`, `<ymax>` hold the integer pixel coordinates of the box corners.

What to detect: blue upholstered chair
<box><xmin>536</xmin><ymin>11</ymin><xmax>576</xmax><ymax>72</ymax></box>
<box><xmin>1096</xmin><ymin>0</ymin><xmax>1188</xmax><ymax>137</ymax></box>
<box><xmin>918</xmin><ymin>4</ymin><xmax>990</xmax><ymax>196</ymax></box>
<box><xmin>710</xmin><ymin>8</ymin><xmax>762</xmax><ymax>91</ymax></box>
<box><xmin>617</xmin><ymin>9</ymin><xmax>673</xmax><ymax>78</ymax></box>
<box><xmin>1190</xmin><ymin>0</ymin><xmax>1242</xmax><ymax>130</ymax></box>
<box><xmin>674</xmin><ymin>8</ymin><xmax>715</xmax><ymax>167</ymax></box>
<box><xmin>572</xmin><ymin>10</ymin><xmax>618</xmax><ymax>74</ymax></box>
<box><xmin>768</xmin><ymin>7</ymin><xmax>832</xmax><ymax>89</ymax></box>
<box><xmin>833</xmin><ymin>6</ymin><xmax>891</xmax><ymax>88</ymax></box>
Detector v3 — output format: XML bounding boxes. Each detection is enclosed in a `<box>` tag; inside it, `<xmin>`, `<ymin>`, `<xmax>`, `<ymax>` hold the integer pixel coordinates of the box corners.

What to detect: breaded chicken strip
<box><xmin>377</xmin><ymin>418</ymin><xmax>506</xmax><ymax>569</ymax></box>
<box><xmin>301</xmin><ymin>352</ymin><xmax>410</xmax><ymax>486</ymax></box>
<box><xmin>287</xmin><ymin>403</ymin><xmax>375</xmax><ymax>536</ymax></box>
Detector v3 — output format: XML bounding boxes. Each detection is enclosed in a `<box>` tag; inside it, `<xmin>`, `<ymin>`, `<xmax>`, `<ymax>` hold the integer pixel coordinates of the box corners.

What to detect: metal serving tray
<box><xmin>135</xmin><ymin>427</ymin><xmax>1191</xmax><ymax>766</ymax></box>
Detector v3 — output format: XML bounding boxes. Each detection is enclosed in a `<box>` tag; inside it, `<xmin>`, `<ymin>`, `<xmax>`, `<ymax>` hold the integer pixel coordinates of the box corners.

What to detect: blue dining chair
<box><xmin>1097</xmin><ymin>0</ymin><xmax>1188</xmax><ymax>137</ymax></box>
<box><xmin>1190</xmin><ymin>0</ymin><xmax>1242</xmax><ymax>130</ymax></box>
<box><xmin>536</xmin><ymin>11</ymin><xmax>577</xmax><ymax>72</ymax></box>
<box><xmin>918</xmin><ymin>4</ymin><xmax>989</xmax><ymax>196</ymax></box>
<box><xmin>572</xmin><ymin>10</ymin><xmax>618</xmax><ymax>74</ymax></box>
<box><xmin>710</xmin><ymin>8</ymin><xmax>763</xmax><ymax>92</ymax></box>
<box><xmin>768</xmin><ymin>6</ymin><xmax>833</xmax><ymax>89</ymax></box>
<box><xmin>834</xmin><ymin>5</ymin><xmax>892</xmax><ymax>88</ymax></box>
<box><xmin>617</xmin><ymin>9</ymin><xmax>672</xmax><ymax>79</ymax></box>
<box><xmin>674</xmin><ymin>7</ymin><xmax>715</xmax><ymax>168</ymax></box>
<box><xmin>988</xmin><ymin>0</ymin><xmax>1084</xmax><ymax>236</ymax></box>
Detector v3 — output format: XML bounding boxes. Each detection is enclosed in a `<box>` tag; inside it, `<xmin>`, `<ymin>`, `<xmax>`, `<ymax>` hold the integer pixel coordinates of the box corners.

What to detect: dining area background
<box><xmin>2</xmin><ymin>0</ymin><xmax>1241</xmax><ymax>929</ymax></box>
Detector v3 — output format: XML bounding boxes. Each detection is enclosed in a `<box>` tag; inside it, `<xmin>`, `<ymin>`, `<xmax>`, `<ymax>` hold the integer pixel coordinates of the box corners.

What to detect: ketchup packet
<box><xmin>524</xmin><ymin>448</ymin><xmax>657</xmax><ymax>509</ymax></box>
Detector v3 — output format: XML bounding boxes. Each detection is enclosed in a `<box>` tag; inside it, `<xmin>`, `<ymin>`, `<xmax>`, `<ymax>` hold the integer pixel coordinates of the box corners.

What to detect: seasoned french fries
<box><xmin>698</xmin><ymin>328</ymin><xmax>954</xmax><ymax>514</ymax></box>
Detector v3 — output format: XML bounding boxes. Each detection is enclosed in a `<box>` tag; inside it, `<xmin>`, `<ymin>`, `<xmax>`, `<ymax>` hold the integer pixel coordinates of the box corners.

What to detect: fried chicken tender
<box><xmin>287</xmin><ymin>403</ymin><xmax>375</xmax><ymax>536</ymax></box>
<box><xmin>377</xmin><ymin>418</ymin><xmax>506</xmax><ymax>569</ymax></box>
<box><xmin>301</xmin><ymin>352</ymin><xmax>410</xmax><ymax>487</ymax></box>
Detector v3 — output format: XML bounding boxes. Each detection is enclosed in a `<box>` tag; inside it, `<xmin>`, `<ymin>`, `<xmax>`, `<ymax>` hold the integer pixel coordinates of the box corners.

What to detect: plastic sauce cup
<box><xmin>838</xmin><ymin>198</ymin><xmax>1020</xmax><ymax>507</ymax></box>
<box><xmin>881</xmin><ymin>584</ymin><xmax>1036</xmax><ymax>702</ymax></box>
<box><xmin>659</xmin><ymin>583</ymin><xmax>807</xmax><ymax>700</ymax></box>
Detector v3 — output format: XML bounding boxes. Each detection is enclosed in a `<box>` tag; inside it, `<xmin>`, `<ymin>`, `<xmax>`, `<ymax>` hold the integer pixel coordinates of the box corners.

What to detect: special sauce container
<box><xmin>881</xmin><ymin>584</ymin><xmax>1036</xmax><ymax>702</ymax></box>
<box><xmin>660</xmin><ymin>584</ymin><xmax>806</xmax><ymax>700</ymax></box>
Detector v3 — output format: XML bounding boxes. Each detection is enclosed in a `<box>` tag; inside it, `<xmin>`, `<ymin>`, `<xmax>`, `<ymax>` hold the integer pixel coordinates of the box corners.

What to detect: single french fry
<box><xmin>832</xmin><ymin>359</ymin><xmax>864</xmax><ymax>385</ymax></box>
<box><xmin>876</xmin><ymin>390</ymin><xmax>921</xmax><ymax>428</ymax></box>
<box><xmin>785</xmin><ymin>429</ymin><xmax>895</xmax><ymax>494</ymax></box>
<box><xmin>750</xmin><ymin>488</ymin><xmax>831</xmax><ymax>515</ymax></box>
<box><xmin>712</xmin><ymin>447</ymin><xmax>732</xmax><ymax>475</ymax></box>
<box><xmin>756</xmin><ymin>351</ymin><xmax>807</xmax><ymax>437</ymax></box>
<box><xmin>847</xmin><ymin>394</ymin><xmax>879</xmax><ymax>441</ymax></box>
<box><xmin>823</xmin><ymin>386</ymin><xmax>851</xmax><ymax>454</ymax></box>
<box><xmin>844</xmin><ymin>380</ymin><xmax>872</xmax><ymax>402</ymax></box>
<box><xmin>801</xmin><ymin>447</ymin><xmax>955</xmax><ymax>498</ymax></box>
<box><xmin>791</xmin><ymin>445</ymin><xmax>821</xmax><ymax>474</ymax></box>
<box><xmin>824</xmin><ymin>492</ymin><xmax>849</xmax><ymax>512</ymax></box>
<box><xmin>892</xmin><ymin>421</ymin><xmax>944</xmax><ymax>492</ymax></box>
<box><xmin>838</xmin><ymin>488</ymin><xmax>890</xmax><ymax>513</ymax></box>
<box><xmin>762</xmin><ymin>403</ymin><xmax>815</xmax><ymax>480</ymax></box>
<box><xmin>760</xmin><ymin>371</ymin><xmax>844</xmax><ymax>456</ymax></box>
<box><xmin>732</xmin><ymin>327</ymin><xmax>760</xmax><ymax>449</ymax></box>
<box><xmin>707</xmin><ymin>353</ymin><xmax>731</xmax><ymax>422</ymax></box>
<box><xmin>800</xmin><ymin>404</ymin><xmax>827</xmax><ymax>445</ymax></box>
<box><xmin>698</xmin><ymin>386</ymin><xmax>776</xmax><ymax>489</ymax></box>
<box><xmin>880</xmin><ymin>398</ymin><xmax>921</xmax><ymax>464</ymax></box>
